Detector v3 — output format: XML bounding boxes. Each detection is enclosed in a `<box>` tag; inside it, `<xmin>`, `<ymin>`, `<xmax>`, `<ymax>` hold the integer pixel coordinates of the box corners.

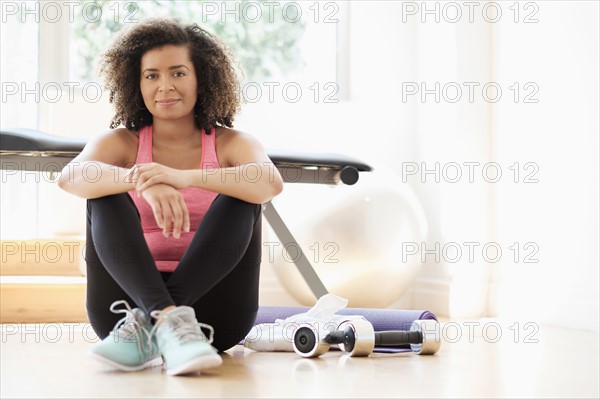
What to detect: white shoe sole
<box><xmin>88</xmin><ymin>351</ymin><xmax>163</xmax><ymax>372</ymax></box>
<box><xmin>166</xmin><ymin>353</ymin><xmax>223</xmax><ymax>376</ymax></box>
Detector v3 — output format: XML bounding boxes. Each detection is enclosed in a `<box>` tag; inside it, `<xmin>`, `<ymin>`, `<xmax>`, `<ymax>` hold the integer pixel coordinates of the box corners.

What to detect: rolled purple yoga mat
<box><xmin>255</xmin><ymin>306</ymin><xmax>438</xmax><ymax>353</ymax></box>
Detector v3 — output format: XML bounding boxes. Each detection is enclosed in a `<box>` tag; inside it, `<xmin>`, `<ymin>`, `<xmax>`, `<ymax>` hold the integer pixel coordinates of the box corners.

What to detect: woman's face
<box><xmin>139</xmin><ymin>44</ymin><xmax>198</xmax><ymax>123</ymax></box>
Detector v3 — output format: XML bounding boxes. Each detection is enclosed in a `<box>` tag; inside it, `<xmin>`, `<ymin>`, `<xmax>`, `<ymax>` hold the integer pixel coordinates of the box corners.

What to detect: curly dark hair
<box><xmin>99</xmin><ymin>18</ymin><xmax>241</xmax><ymax>132</ymax></box>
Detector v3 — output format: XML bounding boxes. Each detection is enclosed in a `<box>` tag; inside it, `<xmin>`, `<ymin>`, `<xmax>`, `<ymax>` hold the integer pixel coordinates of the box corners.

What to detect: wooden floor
<box><xmin>1</xmin><ymin>319</ymin><xmax>598</xmax><ymax>398</ymax></box>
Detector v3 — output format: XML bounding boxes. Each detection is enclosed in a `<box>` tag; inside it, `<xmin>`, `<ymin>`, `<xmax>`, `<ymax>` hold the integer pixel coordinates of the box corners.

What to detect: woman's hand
<box><xmin>140</xmin><ymin>183</ymin><xmax>190</xmax><ymax>239</ymax></box>
<box><xmin>125</xmin><ymin>162</ymin><xmax>191</xmax><ymax>194</ymax></box>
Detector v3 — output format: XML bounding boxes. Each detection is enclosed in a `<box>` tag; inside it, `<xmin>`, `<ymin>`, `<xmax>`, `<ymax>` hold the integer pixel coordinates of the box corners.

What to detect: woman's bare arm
<box><xmin>57</xmin><ymin>129</ymin><xmax>137</xmax><ymax>199</ymax></box>
<box><xmin>186</xmin><ymin>131</ymin><xmax>283</xmax><ymax>204</ymax></box>
<box><xmin>130</xmin><ymin>130</ymin><xmax>284</xmax><ymax>204</ymax></box>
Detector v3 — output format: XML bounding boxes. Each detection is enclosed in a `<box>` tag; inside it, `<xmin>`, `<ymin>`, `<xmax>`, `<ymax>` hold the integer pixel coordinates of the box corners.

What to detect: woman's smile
<box><xmin>156</xmin><ymin>99</ymin><xmax>181</xmax><ymax>106</ymax></box>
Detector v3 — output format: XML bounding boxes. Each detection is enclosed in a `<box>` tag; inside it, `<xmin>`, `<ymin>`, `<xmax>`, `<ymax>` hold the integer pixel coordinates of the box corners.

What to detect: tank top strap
<box><xmin>135</xmin><ymin>125</ymin><xmax>153</xmax><ymax>164</ymax></box>
<box><xmin>201</xmin><ymin>127</ymin><xmax>219</xmax><ymax>168</ymax></box>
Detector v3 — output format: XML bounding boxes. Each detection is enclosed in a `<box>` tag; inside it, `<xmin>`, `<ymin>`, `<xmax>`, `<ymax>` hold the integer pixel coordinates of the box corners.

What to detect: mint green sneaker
<box><xmin>151</xmin><ymin>306</ymin><xmax>222</xmax><ymax>376</ymax></box>
<box><xmin>88</xmin><ymin>300</ymin><xmax>163</xmax><ymax>371</ymax></box>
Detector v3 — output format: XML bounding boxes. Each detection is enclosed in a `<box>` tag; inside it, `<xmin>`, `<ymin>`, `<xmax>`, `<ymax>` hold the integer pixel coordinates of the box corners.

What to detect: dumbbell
<box><xmin>293</xmin><ymin>319</ymin><xmax>441</xmax><ymax>358</ymax></box>
<box><xmin>292</xmin><ymin>318</ymin><xmax>373</xmax><ymax>358</ymax></box>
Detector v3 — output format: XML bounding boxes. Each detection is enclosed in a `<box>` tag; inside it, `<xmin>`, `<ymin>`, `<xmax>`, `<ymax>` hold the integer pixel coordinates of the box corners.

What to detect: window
<box><xmin>0</xmin><ymin>0</ymin><xmax>342</xmax><ymax>238</ymax></box>
<box><xmin>70</xmin><ymin>1</ymin><xmax>311</xmax><ymax>83</ymax></box>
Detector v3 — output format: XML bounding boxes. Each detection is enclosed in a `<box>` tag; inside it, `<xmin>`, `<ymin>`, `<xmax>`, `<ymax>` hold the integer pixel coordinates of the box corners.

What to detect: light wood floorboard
<box><xmin>1</xmin><ymin>319</ymin><xmax>598</xmax><ymax>398</ymax></box>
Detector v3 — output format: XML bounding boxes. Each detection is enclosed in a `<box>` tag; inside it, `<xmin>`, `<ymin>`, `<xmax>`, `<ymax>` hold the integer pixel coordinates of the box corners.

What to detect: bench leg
<box><xmin>262</xmin><ymin>200</ymin><xmax>329</xmax><ymax>300</ymax></box>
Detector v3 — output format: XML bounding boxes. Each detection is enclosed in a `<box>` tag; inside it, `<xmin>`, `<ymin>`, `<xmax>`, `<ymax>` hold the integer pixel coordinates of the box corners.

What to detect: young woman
<box><xmin>58</xmin><ymin>18</ymin><xmax>283</xmax><ymax>376</ymax></box>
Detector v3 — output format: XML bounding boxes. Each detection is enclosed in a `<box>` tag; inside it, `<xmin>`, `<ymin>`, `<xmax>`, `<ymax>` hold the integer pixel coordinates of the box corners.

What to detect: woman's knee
<box><xmin>87</xmin><ymin>193</ymin><xmax>134</xmax><ymax>212</ymax></box>
<box><xmin>213</xmin><ymin>194</ymin><xmax>262</xmax><ymax>214</ymax></box>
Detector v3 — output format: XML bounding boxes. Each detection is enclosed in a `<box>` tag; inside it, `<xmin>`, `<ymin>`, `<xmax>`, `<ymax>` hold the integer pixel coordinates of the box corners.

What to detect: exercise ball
<box><xmin>268</xmin><ymin>163</ymin><xmax>428</xmax><ymax>308</ymax></box>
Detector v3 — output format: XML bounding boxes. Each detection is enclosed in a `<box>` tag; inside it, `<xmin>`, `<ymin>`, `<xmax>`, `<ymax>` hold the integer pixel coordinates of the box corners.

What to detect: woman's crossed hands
<box><xmin>125</xmin><ymin>163</ymin><xmax>191</xmax><ymax>239</ymax></box>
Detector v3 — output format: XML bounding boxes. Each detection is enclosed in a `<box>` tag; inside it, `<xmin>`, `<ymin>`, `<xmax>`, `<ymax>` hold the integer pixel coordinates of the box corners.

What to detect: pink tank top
<box><xmin>129</xmin><ymin>125</ymin><xmax>219</xmax><ymax>272</ymax></box>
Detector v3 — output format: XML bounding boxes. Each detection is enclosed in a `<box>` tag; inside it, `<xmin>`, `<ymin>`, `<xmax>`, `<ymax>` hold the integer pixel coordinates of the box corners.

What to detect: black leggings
<box><xmin>85</xmin><ymin>193</ymin><xmax>262</xmax><ymax>352</ymax></box>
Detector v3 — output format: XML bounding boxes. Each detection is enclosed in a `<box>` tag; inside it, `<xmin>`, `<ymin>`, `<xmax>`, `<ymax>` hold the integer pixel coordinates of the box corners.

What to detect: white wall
<box><xmin>491</xmin><ymin>1</ymin><xmax>599</xmax><ymax>331</ymax></box>
<box><xmin>338</xmin><ymin>1</ymin><xmax>600</xmax><ymax>331</ymax></box>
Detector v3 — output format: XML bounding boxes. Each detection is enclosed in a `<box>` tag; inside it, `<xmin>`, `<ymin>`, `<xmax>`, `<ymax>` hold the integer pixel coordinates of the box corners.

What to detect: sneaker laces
<box><xmin>150</xmin><ymin>309</ymin><xmax>215</xmax><ymax>345</ymax></box>
<box><xmin>109</xmin><ymin>300</ymin><xmax>155</xmax><ymax>357</ymax></box>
